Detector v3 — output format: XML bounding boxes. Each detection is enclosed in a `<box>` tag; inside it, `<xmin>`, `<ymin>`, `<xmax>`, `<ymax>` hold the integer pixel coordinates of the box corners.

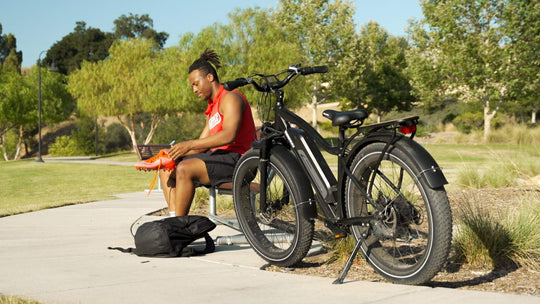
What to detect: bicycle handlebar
<box><xmin>223</xmin><ymin>77</ymin><xmax>250</xmax><ymax>91</ymax></box>
<box><xmin>298</xmin><ymin>65</ymin><xmax>328</xmax><ymax>75</ymax></box>
<box><xmin>223</xmin><ymin>65</ymin><xmax>328</xmax><ymax>92</ymax></box>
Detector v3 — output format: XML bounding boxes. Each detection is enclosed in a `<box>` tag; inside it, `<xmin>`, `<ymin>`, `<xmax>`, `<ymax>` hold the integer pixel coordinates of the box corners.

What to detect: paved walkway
<box><xmin>0</xmin><ymin>191</ymin><xmax>538</xmax><ymax>304</ymax></box>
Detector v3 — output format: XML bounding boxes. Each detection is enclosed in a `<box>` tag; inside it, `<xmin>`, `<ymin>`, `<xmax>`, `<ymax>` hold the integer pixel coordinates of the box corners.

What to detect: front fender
<box><xmin>247</xmin><ymin>143</ymin><xmax>318</xmax><ymax>220</ymax></box>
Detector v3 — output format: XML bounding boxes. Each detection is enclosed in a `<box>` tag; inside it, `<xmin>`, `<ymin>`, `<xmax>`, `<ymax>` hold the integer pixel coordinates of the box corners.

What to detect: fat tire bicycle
<box><xmin>226</xmin><ymin>65</ymin><xmax>452</xmax><ymax>285</ymax></box>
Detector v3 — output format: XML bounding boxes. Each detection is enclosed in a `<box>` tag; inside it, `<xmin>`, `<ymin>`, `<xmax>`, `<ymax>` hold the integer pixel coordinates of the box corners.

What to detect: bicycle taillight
<box><xmin>399</xmin><ymin>124</ymin><xmax>417</xmax><ymax>134</ymax></box>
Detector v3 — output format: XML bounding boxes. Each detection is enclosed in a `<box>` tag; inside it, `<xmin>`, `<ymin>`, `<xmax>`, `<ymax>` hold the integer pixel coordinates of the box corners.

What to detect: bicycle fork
<box><xmin>258</xmin><ymin>137</ymin><xmax>271</xmax><ymax>215</ymax></box>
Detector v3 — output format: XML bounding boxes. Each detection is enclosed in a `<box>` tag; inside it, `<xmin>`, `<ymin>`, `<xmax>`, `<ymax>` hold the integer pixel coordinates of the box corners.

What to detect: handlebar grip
<box><xmin>299</xmin><ymin>66</ymin><xmax>328</xmax><ymax>75</ymax></box>
<box><xmin>223</xmin><ymin>78</ymin><xmax>249</xmax><ymax>91</ymax></box>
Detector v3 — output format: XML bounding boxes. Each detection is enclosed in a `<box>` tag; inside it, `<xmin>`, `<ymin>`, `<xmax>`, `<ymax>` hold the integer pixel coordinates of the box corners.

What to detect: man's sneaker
<box><xmin>135</xmin><ymin>150</ymin><xmax>175</xmax><ymax>171</ymax></box>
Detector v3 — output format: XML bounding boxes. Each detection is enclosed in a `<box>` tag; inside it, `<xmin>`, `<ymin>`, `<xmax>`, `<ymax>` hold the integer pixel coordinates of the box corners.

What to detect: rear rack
<box><xmin>358</xmin><ymin>116</ymin><xmax>419</xmax><ymax>133</ymax></box>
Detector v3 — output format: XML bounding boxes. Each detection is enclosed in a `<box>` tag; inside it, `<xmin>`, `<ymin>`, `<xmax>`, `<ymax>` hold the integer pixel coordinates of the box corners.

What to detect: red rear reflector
<box><xmin>399</xmin><ymin>125</ymin><xmax>417</xmax><ymax>134</ymax></box>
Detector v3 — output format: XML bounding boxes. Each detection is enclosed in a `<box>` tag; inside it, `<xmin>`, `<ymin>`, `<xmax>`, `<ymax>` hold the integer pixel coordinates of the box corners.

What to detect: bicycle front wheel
<box><xmin>345</xmin><ymin>142</ymin><xmax>452</xmax><ymax>285</ymax></box>
<box><xmin>233</xmin><ymin>146</ymin><xmax>315</xmax><ymax>267</ymax></box>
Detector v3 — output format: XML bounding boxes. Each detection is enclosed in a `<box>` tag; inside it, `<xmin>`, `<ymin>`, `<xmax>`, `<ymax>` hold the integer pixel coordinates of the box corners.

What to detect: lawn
<box><xmin>1</xmin><ymin>143</ymin><xmax>539</xmax><ymax>217</ymax></box>
<box><xmin>0</xmin><ymin>153</ymin><xmax>151</xmax><ymax>217</ymax></box>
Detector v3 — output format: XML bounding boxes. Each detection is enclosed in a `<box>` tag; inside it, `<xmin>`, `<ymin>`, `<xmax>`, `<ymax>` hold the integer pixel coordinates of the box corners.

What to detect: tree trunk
<box><xmin>311</xmin><ymin>84</ymin><xmax>318</xmax><ymax>130</ymax></box>
<box><xmin>1</xmin><ymin>134</ymin><xmax>8</xmax><ymax>161</ymax></box>
<box><xmin>117</xmin><ymin>113</ymin><xmax>165</xmax><ymax>150</ymax></box>
<box><xmin>13</xmin><ymin>125</ymin><xmax>24</xmax><ymax>160</ymax></box>
<box><xmin>532</xmin><ymin>106</ymin><xmax>538</xmax><ymax>124</ymax></box>
<box><xmin>142</xmin><ymin>114</ymin><xmax>164</xmax><ymax>145</ymax></box>
<box><xmin>117</xmin><ymin>114</ymin><xmax>138</xmax><ymax>152</ymax></box>
<box><xmin>483</xmin><ymin>108</ymin><xmax>495</xmax><ymax>142</ymax></box>
<box><xmin>483</xmin><ymin>97</ymin><xmax>500</xmax><ymax>142</ymax></box>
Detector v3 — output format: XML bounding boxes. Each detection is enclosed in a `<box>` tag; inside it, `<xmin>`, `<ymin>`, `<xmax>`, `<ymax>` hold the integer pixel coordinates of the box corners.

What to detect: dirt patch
<box><xmin>175</xmin><ymin>187</ymin><xmax>539</xmax><ymax>297</ymax></box>
<box><xmin>263</xmin><ymin>187</ymin><xmax>540</xmax><ymax>297</ymax></box>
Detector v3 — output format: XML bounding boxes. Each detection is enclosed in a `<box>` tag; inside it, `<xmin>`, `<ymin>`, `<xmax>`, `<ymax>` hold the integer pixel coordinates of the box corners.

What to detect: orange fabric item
<box><xmin>135</xmin><ymin>150</ymin><xmax>176</xmax><ymax>195</ymax></box>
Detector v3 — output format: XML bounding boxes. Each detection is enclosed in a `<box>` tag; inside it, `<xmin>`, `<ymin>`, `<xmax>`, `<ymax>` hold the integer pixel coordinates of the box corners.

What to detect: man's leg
<box><xmin>159</xmin><ymin>170</ymin><xmax>176</xmax><ymax>215</ymax></box>
<box><xmin>173</xmin><ymin>158</ymin><xmax>210</xmax><ymax>216</ymax></box>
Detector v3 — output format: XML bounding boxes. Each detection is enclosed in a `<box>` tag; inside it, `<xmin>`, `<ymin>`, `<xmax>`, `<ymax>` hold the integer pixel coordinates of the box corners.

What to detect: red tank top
<box><xmin>205</xmin><ymin>85</ymin><xmax>256</xmax><ymax>155</ymax></box>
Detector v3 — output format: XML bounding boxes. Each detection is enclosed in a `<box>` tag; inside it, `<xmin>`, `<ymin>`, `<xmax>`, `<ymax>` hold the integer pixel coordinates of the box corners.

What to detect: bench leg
<box><xmin>207</xmin><ymin>187</ymin><xmax>243</xmax><ymax>232</ymax></box>
<box><xmin>209</xmin><ymin>187</ymin><xmax>217</xmax><ymax>217</ymax></box>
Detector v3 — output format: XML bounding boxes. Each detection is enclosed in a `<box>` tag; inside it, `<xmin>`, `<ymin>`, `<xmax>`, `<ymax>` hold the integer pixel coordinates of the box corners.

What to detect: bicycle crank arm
<box><xmin>337</xmin><ymin>216</ymin><xmax>373</xmax><ymax>226</ymax></box>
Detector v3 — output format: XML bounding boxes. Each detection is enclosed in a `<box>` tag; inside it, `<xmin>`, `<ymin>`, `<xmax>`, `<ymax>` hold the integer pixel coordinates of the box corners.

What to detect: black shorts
<box><xmin>180</xmin><ymin>149</ymin><xmax>241</xmax><ymax>188</ymax></box>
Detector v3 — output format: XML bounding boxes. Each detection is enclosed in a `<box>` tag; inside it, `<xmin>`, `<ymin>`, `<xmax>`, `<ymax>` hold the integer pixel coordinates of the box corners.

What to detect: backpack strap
<box><xmin>200</xmin><ymin>233</ymin><xmax>216</xmax><ymax>254</ymax></box>
<box><xmin>108</xmin><ymin>246</ymin><xmax>135</xmax><ymax>253</ymax></box>
<box><xmin>178</xmin><ymin>233</ymin><xmax>215</xmax><ymax>257</ymax></box>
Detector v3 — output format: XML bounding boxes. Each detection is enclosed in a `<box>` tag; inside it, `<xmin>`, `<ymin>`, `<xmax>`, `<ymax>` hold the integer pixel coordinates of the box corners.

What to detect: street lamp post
<box><xmin>36</xmin><ymin>51</ymin><xmax>58</xmax><ymax>162</ymax></box>
<box><xmin>36</xmin><ymin>51</ymin><xmax>45</xmax><ymax>162</ymax></box>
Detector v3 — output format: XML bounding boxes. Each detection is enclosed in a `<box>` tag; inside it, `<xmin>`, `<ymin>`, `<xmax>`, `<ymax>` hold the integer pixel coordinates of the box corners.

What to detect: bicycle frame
<box><xmin>259</xmin><ymin>90</ymin><xmax>421</xmax><ymax>230</ymax></box>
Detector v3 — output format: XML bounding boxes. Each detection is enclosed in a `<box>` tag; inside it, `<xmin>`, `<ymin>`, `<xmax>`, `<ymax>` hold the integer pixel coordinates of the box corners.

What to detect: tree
<box><xmin>69</xmin><ymin>38</ymin><xmax>185</xmax><ymax>148</ymax></box>
<box><xmin>407</xmin><ymin>0</ymin><xmax>508</xmax><ymax>140</ymax></box>
<box><xmin>502</xmin><ymin>0</ymin><xmax>540</xmax><ymax>124</ymax></box>
<box><xmin>219</xmin><ymin>7</ymin><xmax>306</xmax><ymax>108</ymax></box>
<box><xmin>45</xmin><ymin>21</ymin><xmax>114</xmax><ymax>75</ymax></box>
<box><xmin>0</xmin><ymin>67</ymin><xmax>74</xmax><ymax>160</ymax></box>
<box><xmin>0</xmin><ymin>23</ymin><xmax>23</xmax><ymax>69</ymax></box>
<box><xmin>342</xmin><ymin>22</ymin><xmax>414</xmax><ymax>121</ymax></box>
<box><xmin>276</xmin><ymin>0</ymin><xmax>358</xmax><ymax>126</ymax></box>
<box><xmin>113</xmin><ymin>13</ymin><xmax>169</xmax><ymax>48</ymax></box>
<box><xmin>1</xmin><ymin>23</ymin><xmax>23</xmax><ymax>75</ymax></box>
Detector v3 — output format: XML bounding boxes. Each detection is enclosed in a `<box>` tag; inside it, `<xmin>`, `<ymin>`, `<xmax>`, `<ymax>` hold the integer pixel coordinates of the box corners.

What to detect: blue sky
<box><xmin>0</xmin><ymin>0</ymin><xmax>422</xmax><ymax>67</ymax></box>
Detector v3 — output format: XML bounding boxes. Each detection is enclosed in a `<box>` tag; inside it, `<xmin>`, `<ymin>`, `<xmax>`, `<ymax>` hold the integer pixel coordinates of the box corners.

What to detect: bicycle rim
<box><xmin>346</xmin><ymin>148</ymin><xmax>436</xmax><ymax>281</ymax></box>
<box><xmin>233</xmin><ymin>152</ymin><xmax>309</xmax><ymax>266</ymax></box>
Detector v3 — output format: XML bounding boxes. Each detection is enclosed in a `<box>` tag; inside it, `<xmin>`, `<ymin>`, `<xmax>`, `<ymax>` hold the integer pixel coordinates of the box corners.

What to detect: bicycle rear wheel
<box><xmin>233</xmin><ymin>146</ymin><xmax>315</xmax><ymax>267</ymax></box>
<box><xmin>345</xmin><ymin>142</ymin><xmax>452</xmax><ymax>285</ymax></box>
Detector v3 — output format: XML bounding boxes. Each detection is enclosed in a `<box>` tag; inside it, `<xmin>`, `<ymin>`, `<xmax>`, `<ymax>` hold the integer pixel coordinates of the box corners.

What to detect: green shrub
<box><xmin>504</xmin><ymin>202</ymin><xmax>540</xmax><ymax>269</ymax></box>
<box><xmin>453</xmin><ymin>196</ymin><xmax>540</xmax><ymax>270</ymax></box>
<box><xmin>48</xmin><ymin>135</ymin><xmax>84</xmax><ymax>156</ymax></box>
<box><xmin>453</xmin><ymin>112</ymin><xmax>483</xmax><ymax>134</ymax></box>
<box><xmin>71</xmin><ymin>117</ymin><xmax>99</xmax><ymax>155</ymax></box>
<box><xmin>457</xmin><ymin>167</ymin><xmax>484</xmax><ymax>189</ymax></box>
<box><xmin>487</xmin><ymin>124</ymin><xmax>539</xmax><ymax>145</ymax></box>
<box><xmin>453</xmin><ymin>203</ymin><xmax>512</xmax><ymax>268</ymax></box>
<box><xmin>102</xmin><ymin>123</ymin><xmax>131</xmax><ymax>153</ymax></box>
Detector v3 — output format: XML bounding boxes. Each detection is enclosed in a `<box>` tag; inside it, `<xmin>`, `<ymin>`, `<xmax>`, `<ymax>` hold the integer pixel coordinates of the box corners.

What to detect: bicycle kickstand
<box><xmin>332</xmin><ymin>238</ymin><xmax>363</xmax><ymax>284</ymax></box>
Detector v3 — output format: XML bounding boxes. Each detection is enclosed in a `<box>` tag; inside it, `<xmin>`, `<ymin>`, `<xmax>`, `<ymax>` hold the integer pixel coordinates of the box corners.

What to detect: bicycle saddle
<box><xmin>322</xmin><ymin>109</ymin><xmax>368</xmax><ymax>126</ymax></box>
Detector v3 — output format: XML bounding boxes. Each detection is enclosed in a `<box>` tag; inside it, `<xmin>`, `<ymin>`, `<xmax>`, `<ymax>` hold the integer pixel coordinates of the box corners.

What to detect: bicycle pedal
<box><xmin>334</xmin><ymin>233</ymin><xmax>347</xmax><ymax>239</ymax></box>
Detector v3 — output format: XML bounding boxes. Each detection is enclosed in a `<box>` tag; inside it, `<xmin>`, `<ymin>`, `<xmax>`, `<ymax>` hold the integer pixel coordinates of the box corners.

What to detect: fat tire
<box><xmin>233</xmin><ymin>146</ymin><xmax>315</xmax><ymax>267</ymax></box>
<box><xmin>346</xmin><ymin>142</ymin><xmax>452</xmax><ymax>285</ymax></box>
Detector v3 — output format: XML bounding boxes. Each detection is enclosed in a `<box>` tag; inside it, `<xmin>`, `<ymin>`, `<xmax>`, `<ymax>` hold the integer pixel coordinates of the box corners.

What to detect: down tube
<box><xmin>284</xmin><ymin>127</ymin><xmax>338</xmax><ymax>205</ymax></box>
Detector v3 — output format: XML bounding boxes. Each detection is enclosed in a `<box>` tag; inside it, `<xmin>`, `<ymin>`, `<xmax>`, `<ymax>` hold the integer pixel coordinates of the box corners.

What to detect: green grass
<box><xmin>423</xmin><ymin>144</ymin><xmax>540</xmax><ymax>190</ymax></box>
<box><xmin>453</xmin><ymin>193</ymin><xmax>540</xmax><ymax>270</ymax></box>
<box><xmin>0</xmin><ymin>155</ymin><xmax>151</xmax><ymax>217</ymax></box>
<box><xmin>0</xmin><ymin>294</ymin><xmax>43</xmax><ymax>304</ymax></box>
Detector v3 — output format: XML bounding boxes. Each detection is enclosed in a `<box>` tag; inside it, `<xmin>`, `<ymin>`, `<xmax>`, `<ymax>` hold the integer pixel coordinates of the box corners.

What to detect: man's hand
<box><xmin>168</xmin><ymin>141</ymin><xmax>193</xmax><ymax>160</ymax></box>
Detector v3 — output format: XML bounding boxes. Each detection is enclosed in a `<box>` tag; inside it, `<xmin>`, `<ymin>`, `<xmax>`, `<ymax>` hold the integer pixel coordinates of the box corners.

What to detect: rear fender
<box><xmin>347</xmin><ymin>133</ymin><xmax>448</xmax><ymax>189</ymax></box>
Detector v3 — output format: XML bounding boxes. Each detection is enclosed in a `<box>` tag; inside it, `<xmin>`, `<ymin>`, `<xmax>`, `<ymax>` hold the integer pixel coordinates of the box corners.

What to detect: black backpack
<box><xmin>109</xmin><ymin>215</ymin><xmax>216</xmax><ymax>257</ymax></box>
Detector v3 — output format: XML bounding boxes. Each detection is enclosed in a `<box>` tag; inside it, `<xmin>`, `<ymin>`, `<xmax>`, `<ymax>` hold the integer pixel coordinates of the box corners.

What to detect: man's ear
<box><xmin>206</xmin><ymin>73</ymin><xmax>215</xmax><ymax>82</ymax></box>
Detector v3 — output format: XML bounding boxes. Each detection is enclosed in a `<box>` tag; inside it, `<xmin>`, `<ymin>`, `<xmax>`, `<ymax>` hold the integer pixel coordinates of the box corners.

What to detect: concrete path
<box><xmin>0</xmin><ymin>192</ymin><xmax>538</xmax><ymax>304</ymax></box>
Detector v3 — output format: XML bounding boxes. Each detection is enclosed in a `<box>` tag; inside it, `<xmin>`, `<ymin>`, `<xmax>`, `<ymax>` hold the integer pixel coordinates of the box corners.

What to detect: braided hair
<box><xmin>188</xmin><ymin>48</ymin><xmax>221</xmax><ymax>83</ymax></box>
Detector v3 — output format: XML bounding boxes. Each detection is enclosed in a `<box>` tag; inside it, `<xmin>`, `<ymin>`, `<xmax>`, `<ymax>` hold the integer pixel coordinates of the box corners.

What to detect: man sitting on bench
<box><xmin>159</xmin><ymin>49</ymin><xmax>256</xmax><ymax>217</ymax></box>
